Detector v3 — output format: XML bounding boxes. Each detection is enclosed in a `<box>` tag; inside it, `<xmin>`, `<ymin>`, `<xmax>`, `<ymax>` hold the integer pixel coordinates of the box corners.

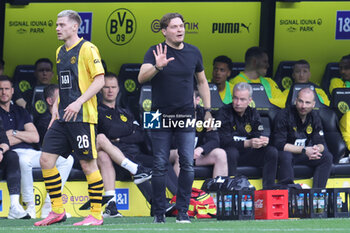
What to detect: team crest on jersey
<box><xmin>293</xmin><ymin>126</ymin><xmax>297</xmax><ymax>132</ymax></box>
<box><xmin>196</xmin><ymin>125</ymin><xmax>204</xmax><ymax>133</ymax></box>
<box><xmin>120</xmin><ymin>114</ymin><xmax>127</xmax><ymax>122</ymax></box>
<box><xmin>306</xmin><ymin>124</ymin><xmax>313</xmax><ymax>134</ymax></box>
<box><xmin>35</xmin><ymin>100</ymin><xmax>47</xmax><ymax>114</ymax></box>
<box><xmin>70</xmin><ymin>56</ymin><xmax>76</xmax><ymax>64</ymax></box>
<box><xmin>245</xmin><ymin>124</ymin><xmax>252</xmax><ymax>133</ymax></box>
<box><xmin>232</xmin><ymin>125</ymin><xmax>236</xmax><ymax>131</ymax></box>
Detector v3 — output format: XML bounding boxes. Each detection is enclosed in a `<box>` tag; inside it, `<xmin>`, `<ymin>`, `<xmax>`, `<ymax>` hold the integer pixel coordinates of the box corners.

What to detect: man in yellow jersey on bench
<box><xmin>229</xmin><ymin>47</ymin><xmax>285</xmax><ymax>109</ymax></box>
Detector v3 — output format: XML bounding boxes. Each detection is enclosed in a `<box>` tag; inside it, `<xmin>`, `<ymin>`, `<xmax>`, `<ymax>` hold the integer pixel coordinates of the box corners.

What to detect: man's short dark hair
<box><xmin>213</xmin><ymin>55</ymin><xmax>233</xmax><ymax>70</ymax></box>
<box><xmin>35</xmin><ymin>58</ymin><xmax>53</xmax><ymax>70</ymax></box>
<box><xmin>0</xmin><ymin>75</ymin><xmax>13</xmax><ymax>86</ymax></box>
<box><xmin>160</xmin><ymin>13</ymin><xmax>184</xmax><ymax>29</ymax></box>
<box><xmin>104</xmin><ymin>72</ymin><xmax>118</xmax><ymax>81</ymax></box>
<box><xmin>294</xmin><ymin>59</ymin><xmax>310</xmax><ymax>70</ymax></box>
<box><xmin>245</xmin><ymin>46</ymin><xmax>267</xmax><ymax>64</ymax></box>
<box><xmin>44</xmin><ymin>84</ymin><xmax>58</xmax><ymax>101</ymax></box>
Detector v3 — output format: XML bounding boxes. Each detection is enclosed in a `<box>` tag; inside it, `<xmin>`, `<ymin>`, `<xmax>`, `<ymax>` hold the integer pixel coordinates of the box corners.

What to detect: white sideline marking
<box><xmin>0</xmin><ymin>227</ymin><xmax>349</xmax><ymax>232</ymax></box>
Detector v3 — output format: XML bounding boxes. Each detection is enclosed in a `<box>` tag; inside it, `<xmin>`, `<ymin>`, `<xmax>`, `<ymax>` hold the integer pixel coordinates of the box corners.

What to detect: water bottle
<box><xmin>234</xmin><ymin>194</ymin><xmax>239</xmax><ymax>215</ymax></box>
<box><xmin>218</xmin><ymin>194</ymin><xmax>223</xmax><ymax>215</ymax></box>
<box><xmin>225</xmin><ymin>194</ymin><xmax>232</xmax><ymax>216</ymax></box>
<box><xmin>337</xmin><ymin>193</ymin><xmax>343</xmax><ymax>212</ymax></box>
<box><xmin>317</xmin><ymin>193</ymin><xmax>325</xmax><ymax>213</ymax></box>
<box><xmin>241</xmin><ymin>195</ymin><xmax>246</xmax><ymax>215</ymax></box>
<box><xmin>297</xmin><ymin>193</ymin><xmax>304</xmax><ymax>214</ymax></box>
<box><xmin>246</xmin><ymin>195</ymin><xmax>253</xmax><ymax>216</ymax></box>
<box><xmin>312</xmin><ymin>193</ymin><xmax>318</xmax><ymax>213</ymax></box>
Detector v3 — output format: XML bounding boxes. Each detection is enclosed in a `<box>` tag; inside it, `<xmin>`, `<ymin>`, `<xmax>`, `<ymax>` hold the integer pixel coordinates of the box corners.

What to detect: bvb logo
<box><xmin>120</xmin><ymin>114</ymin><xmax>128</xmax><ymax>122</ymax></box>
<box><xmin>106</xmin><ymin>8</ymin><xmax>137</xmax><ymax>45</ymax></box>
<box><xmin>124</xmin><ymin>79</ymin><xmax>136</xmax><ymax>92</ymax></box>
<box><xmin>338</xmin><ymin>101</ymin><xmax>349</xmax><ymax>114</ymax></box>
<box><xmin>196</xmin><ymin>125</ymin><xmax>204</xmax><ymax>132</ymax></box>
<box><xmin>19</xmin><ymin>80</ymin><xmax>31</xmax><ymax>93</ymax></box>
<box><xmin>282</xmin><ymin>77</ymin><xmax>293</xmax><ymax>89</ymax></box>
<box><xmin>249</xmin><ymin>100</ymin><xmax>256</xmax><ymax>108</ymax></box>
<box><xmin>245</xmin><ymin>124</ymin><xmax>252</xmax><ymax>133</ymax></box>
<box><xmin>35</xmin><ymin>100</ymin><xmax>47</xmax><ymax>114</ymax></box>
<box><xmin>142</xmin><ymin>99</ymin><xmax>152</xmax><ymax>112</ymax></box>
<box><xmin>70</xmin><ymin>56</ymin><xmax>76</xmax><ymax>64</ymax></box>
<box><xmin>306</xmin><ymin>124</ymin><xmax>313</xmax><ymax>134</ymax></box>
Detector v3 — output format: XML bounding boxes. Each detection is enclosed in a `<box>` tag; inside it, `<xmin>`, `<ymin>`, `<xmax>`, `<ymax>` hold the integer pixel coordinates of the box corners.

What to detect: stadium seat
<box><xmin>249</xmin><ymin>83</ymin><xmax>280</xmax><ymax>124</ymax></box>
<box><xmin>208</xmin><ymin>83</ymin><xmax>224</xmax><ymax>117</ymax></box>
<box><xmin>321</xmin><ymin>62</ymin><xmax>340</xmax><ymax>97</ymax></box>
<box><xmin>317</xmin><ymin>108</ymin><xmax>347</xmax><ymax>163</ymax></box>
<box><xmin>273</xmin><ymin>61</ymin><xmax>296</xmax><ymax>91</ymax></box>
<box><xmin>12</xmin><ymin>64</ymin><xmax>36</xmax><ymax>96</ymax></box>
<box><xmin>285</xmin><ymin>83</ymin><xmax>327</xmax><ymax>109</ymax></box>
<box><xmin>228</xmin><ymin>62</ymin><xmax>245</xmax><ymax>81</ymax></box>
<box><xmin>330</xmin><ymin>88</ymin><xmax>350</xmax><ymax>119</ymax></box>
<box><xmin>117</xmin><ymin>63</ymin><xmax>142</xmax><ymax>121</ymax></box>
<box><xmin>31</xmin><ymin>85</ymin><xmax>47</xmax><ymax>116</ymax></box>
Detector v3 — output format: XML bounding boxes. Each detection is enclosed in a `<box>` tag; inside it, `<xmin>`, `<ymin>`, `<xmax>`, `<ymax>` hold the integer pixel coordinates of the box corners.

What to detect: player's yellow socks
<box><xmin>42</xmin><ymin>166</ymin><xmax>64</xmax><ymax>214</ymax></box>
<box><xmin>86</xmin><ymin>170</ymin><xmax>104</xmax><ymax>220</ymax></box>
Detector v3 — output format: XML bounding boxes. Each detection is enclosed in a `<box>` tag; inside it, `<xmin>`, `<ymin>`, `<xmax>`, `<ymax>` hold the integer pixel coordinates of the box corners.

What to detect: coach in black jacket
<box><xmin>272</xmin><ymin>88</ymin><xmax>332</xmax><ymax>188</ymax></box>
<box><xmin>217</xmin><ymin>82</ymin><xmax>278</xmax><ymax>189</ymax></box>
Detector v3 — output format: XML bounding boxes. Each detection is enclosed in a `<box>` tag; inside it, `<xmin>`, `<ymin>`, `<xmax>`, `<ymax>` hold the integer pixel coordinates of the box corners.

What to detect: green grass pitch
<box><xmin>1</xmin><ymin>217</ymin><xmax>350</xmax><ymax>233</ymax></box>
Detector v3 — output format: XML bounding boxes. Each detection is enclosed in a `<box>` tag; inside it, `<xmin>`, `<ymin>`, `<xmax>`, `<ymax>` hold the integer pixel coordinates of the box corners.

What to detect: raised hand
<box><xmin>152</xmin><ymin>43</ymin><xmax>175</xmax><ymax>69</ymax></box>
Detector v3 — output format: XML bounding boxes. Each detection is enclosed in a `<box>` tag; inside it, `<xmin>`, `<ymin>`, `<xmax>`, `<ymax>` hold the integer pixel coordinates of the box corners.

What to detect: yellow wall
<box><xmin>3</xmin><ymin>2</ymin><xmax>261</xmax><ymax>82</ymax></box>
<box><xmin>274</xmin><ymin>1</ymin><xmax>350</xmax><ymax>85</ymax></box>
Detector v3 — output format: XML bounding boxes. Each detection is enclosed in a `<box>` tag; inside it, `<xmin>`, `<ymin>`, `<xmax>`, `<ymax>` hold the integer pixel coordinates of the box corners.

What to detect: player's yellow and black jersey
<box><xmin>340</xmin><ymin>111</ymin><xmax>350</xmax><ymax>151</ymax></box>
<box><xmin>329</xmin><ymin>78</ymin><xmax>350</xmax><ymax>95</ymax></box>
<box><xmin>56</xmin><ymin>38</ymin><xmax>104</xmax><ymax>124</ymax></box>
<box><xmin>229</xmin><ymin>72</ymin><xmax>286</xmax><ymax>108</ymax></box>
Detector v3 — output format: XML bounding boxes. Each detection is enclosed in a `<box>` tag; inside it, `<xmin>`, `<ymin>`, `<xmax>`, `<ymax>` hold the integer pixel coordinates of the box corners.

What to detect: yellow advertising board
<box><xmin>274</xmin><ymin>1</ymin><xmax>350</xmax><ymax>85</ymax></box>
<box><xmin>3</xmin><ymin>2</ymin><xmax>261</xmax><ymax>81</ymax></box>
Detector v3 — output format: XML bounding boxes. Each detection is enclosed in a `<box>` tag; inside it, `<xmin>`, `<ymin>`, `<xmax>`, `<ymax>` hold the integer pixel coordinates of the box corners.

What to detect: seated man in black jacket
<box><xmin>96</xmin><ymin>72</ymin><xmax>177</xmax><ymax>217</ymax></box>
<box><xmin>272</xmin><ymin>88</ymin><xmax>333</xmax><ymax>188</ymax></box>
<box><xmin>170</xmin><ymin>91</ymin><xmax>227</xmax><ymax>178</ymax></box>
<box><xmin>217</xmin><ymin>82</ymin><xmax>278</xmax><ymax>189</ymax></box>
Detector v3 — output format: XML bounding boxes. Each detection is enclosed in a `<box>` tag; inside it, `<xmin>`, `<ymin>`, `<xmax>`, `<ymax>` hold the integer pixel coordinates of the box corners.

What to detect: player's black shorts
<box><xmin>42</xmin><ymin>120</ymin><xmax>97</xmax><ymax>160</ymax></box>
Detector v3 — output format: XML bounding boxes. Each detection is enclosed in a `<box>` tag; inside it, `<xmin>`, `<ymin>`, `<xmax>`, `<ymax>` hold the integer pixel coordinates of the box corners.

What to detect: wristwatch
<box><xmin>301</xmin><ymin>148</ymin><xmax>306</xmax><ymax>155</ymax></box>
<box><xmin>12</xmin><ymin>130</ymin><xmax>17</xmax><ymax>136</ymax></box>
<box><xmin>0</xmin><ymin>148</ymin><xmax>3</xmax><ymax>153</ymax></box>
<box><xmin>204</xmin><ymin>108</ymin><xmax>211</xmax><ymax>113</ymax></box>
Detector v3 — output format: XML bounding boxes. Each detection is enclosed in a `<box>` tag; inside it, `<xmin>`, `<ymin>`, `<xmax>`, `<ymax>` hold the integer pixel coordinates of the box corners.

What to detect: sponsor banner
<box><xmin>78</xmin><ymin>12</ymin><xmax>93</xmax><ymax>41</ymax></box>
<box><xmin>116</xmin><ymin>188</ymin><xmax>129</xmax><ymax>210</ymax></box>
<box><xmin>336</xmin><ymin>11</ymin><xmax>350</xmax><ymax>40</ymax></box>
<box><xmin>274</xmin><ymin>2</ymin><xmax>350</xmax><ymax>85</ymax></box>
<box><xmin>4</xmin><ymin>2</ymin><xmax>260</xmax><ymax>82</ymax></box>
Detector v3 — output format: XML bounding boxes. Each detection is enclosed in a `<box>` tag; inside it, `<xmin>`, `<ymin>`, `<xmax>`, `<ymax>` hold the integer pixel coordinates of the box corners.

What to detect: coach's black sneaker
<box><xmin>153</xmin><ymin>214</ymin><xmax>165</xmax><ymax>223</ymax></box>
<box><xmin>134</xmin><ymin>165</ymin><xmax>152</xmax><ymax>185</ymax></box>
<box><xmin>103</xmin><ymin>201</ymin><xmax>123</xmax><ymax>218</ymax></box>
<box><xmin>176</xmin><ymin>210</ymin><xmax>191</xmax><ymax>223</ymax></box>
<box><xmin>165</xmin><ymin>202</ymin><xmax>176</xmax><ymax>217</ymax></box>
